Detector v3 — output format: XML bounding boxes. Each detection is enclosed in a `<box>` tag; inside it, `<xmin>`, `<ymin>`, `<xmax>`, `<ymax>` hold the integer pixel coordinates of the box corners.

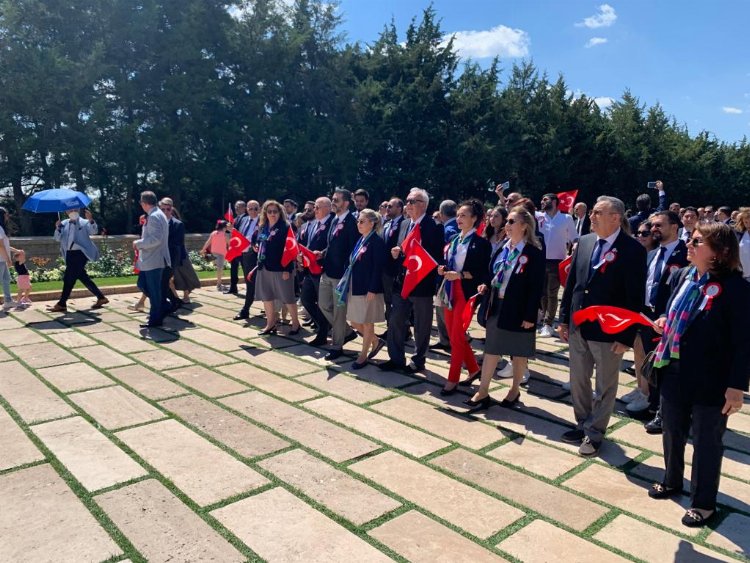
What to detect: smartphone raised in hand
<box><xmin>647</xmin><ymin>181</ymin><xmax>657</xmax><ymax>189</ymax></box>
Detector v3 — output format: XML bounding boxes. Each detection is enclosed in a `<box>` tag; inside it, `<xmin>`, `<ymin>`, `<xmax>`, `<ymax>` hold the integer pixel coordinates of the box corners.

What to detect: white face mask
<box><xmin>68</xmin><ymin>212</ymin><xmax>80</xmax><ymax>221</ymax></box>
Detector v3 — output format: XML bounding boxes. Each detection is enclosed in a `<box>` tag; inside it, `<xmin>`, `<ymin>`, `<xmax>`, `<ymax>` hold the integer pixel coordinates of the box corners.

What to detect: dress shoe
<box><xmin>561</xmin><ymin>429</ymin><xmax>585</xmax><ymax>444</ymax></box>
<box><xmin>644</xmin><ymin>413</ymin><xmax>663</xmax><ymax>434</ymax></box>
<box><xmin>309</xmin><ymin>335</ymin><xmax>328</xmax><ymax>347</ymax></box>
<box><xmin>429</xmin><ymin>342</ymin><xmax>451</xmax><ymax>353</ymax></box>
<box><xmin>258</xmin><ymin>325</ymin><xmax>278</xmax><ymax>335</ymax></box>
<box><xmin>233</xmin><ymin>312</ymin><xmax>249</xmax><ymax>321</ymax></box>
<box><xmin>288</xmin><ymin>325</ymin><xmax>301</xmax><ymax>336</ymax></box>
<box><xmin>378</xmin><ymin>360</ymin><xmax>406</xmax><ymax>372</ymax></box>
<box><xmin>464</xmin><ymin>395</ymin><xmax>492</xmax><ymax>409</ymax></box>
<box><xmin>344</xmin><ymin>331</ymin><xmax>358</xmax><ymax>344</ymax></box>
<box><xmin>458</xmin><ymin>371</ymin><xmax>481</xmax><ymax>386</ymax></box>
<box><xmin>324</xmin><ymin>350</ymin><xmax>343</xmax><ymax>361</ymax></box>
<box><xmin>139</xmin><ymin>323</ymin><xmax>162</xmax><ymax>329</ymax></box>
<box><xmin>648</xmin><ymin>482</ymin><xmax>682</xmax><ymax>499</ymax></box>
<box><xmin>367</xmin><ymin>338</ymin><xmax>386</xmax><ymax>360</ymax></box>
<box><xmin>623</xmin><ymin>366</ymin><xmax>636</xmax><ymax>376</ymax></box>
<box><xmin>681</xmin><ymin>509</ymin><xmax>715</xmax><ymax>528</ymax></box>
<box><xmin>403</xmin><ymin>363</ymin><xmax>424</xmax><ymax>374</ymax></box>
<box><xmin>91</xmin><ymin>297</ymin><xmax>109</xmax><ymax>309</ymax></box>
<box><xmin>223</xmin><ymin>288</ymin><xmax>238</xmax><ymax>295</ymax></box>
<box><xmin>351</xmin><ymin>360</ymin><xmax>367</xmax><ymax>370</ymax></box>
<box><xmin>578</xmin><ymin>436</ymin><xmax>601</xmax><ymax>457</ymax></box>
<box><xmin>440</xmin><ymin>385</ymin><xmax>457</xmax><ymax>396</ymax></box>
<box><xmin>500</xmin><ymin>391</ymin><xmax>521</xmax><ymax>407</ymax></box>
<box><xmin>46</xmin><ymin>303</ymin><xmax>67</xmax><ymax>313</ymax></box>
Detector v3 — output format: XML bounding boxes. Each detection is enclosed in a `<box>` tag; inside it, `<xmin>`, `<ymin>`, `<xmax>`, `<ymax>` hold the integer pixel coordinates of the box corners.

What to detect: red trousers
<box><xmin>444</xmin><ymin>281</ymin><xmax>479</xmax><ymax>383</ymax></box>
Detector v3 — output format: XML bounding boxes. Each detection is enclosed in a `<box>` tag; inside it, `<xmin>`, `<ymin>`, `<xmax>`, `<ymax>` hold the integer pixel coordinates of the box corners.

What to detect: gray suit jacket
<box><xmin>54</xmin><ymin>219</ymin><xmax>100</xmax><ymax>261</ymax></box>
<box><xmin>135</xmin><ymin>207</ymin><xmax>171</xmax><ymax>271</ymax></box>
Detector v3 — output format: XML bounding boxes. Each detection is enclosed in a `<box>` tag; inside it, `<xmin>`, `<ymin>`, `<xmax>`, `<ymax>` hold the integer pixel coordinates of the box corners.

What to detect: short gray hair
<box><xmin>140</xmin><ymin>191</ymin><xmax>157</xmax><ymax>206</ymax></box>
<box><xmin>439</xmin><ymin>200</ymin><xmax>457</xmax><ymax>218</ymax></box>
<box><xmin>596</xmin><ymin>195</ymin><xmax>625</xmax><ymax>217</ymax></box>
<box><xmin>408</xmin><ymin>187</ymin><xmax>430</xmax><ymax>204</ymax></box>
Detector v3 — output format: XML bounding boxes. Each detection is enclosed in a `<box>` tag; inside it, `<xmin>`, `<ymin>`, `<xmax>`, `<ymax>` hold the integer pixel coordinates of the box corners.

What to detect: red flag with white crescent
<box><xmin>224</xmin><ymin>203</ymin><xmax>234</xmax><ymax>223</ymax></box>
<box><xmin>400</xmin><ymin>222</ymin><xmax>422</xmax><ymax>253</ymax></box>
<box><xmin>281</xmin><ymin>225</ymin><xmax>299</xmax><ymax>267</ymax></box>
<box><xmin>133</xmin><ymin>248</ymin><xmax>140</xmax><ymax>274</ymax></box>
<box><xmin>400</xmin><ymin>240</ymin><xmax>438</xmax><ymax>299</ymax></box>
<box><xmin>558</xmin><ymin>255</ymin><xmax>573</xmax><ymax>287</ymax></box>
<box><xmin>298</xmin><ymin>244</ymin><xmax>322</xmax><ymax>275</ymax></box>
<box><xmin>225</xmin><ymin>228</ymin><xmax>250</xmax><ymax>262</ymax></box>
<box><xmin>461</xmin><ymin>293</ymin><xmax>481</xmax><ymax>332</ymax></box>
<box><xmin>572</xmin><ymin>305</ymin><xmax>655</xmax><ymax>334</ymax></box>
<box><xmin>475</xmin><ymin>220</ymin><xmax>486</xmax><ymax>237</ymax></box>
<box><xmin>556</xmin><ymin>190</ymin><xmax>579</xmax><ymax>214</ymax></box>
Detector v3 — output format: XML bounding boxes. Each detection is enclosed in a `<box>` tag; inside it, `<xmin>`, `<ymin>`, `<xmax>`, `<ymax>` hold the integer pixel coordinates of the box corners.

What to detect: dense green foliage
<box><xmin>2</xmin><ymin>0</ymin><xmax>748</xmax><ymax>235</ymax></box>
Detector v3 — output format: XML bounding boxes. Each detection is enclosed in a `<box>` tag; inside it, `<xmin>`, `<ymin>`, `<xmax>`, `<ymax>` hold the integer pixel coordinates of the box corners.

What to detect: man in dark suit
<box><xmin>301</xmin><ymin>197</ymin><xmax>334</xmax><ymax>345</ymax></box>
<box><xmin>573</xmin><ymin>202</ymin><xmax>591</xmax><ymax>237</ymax></box>
<box><xmin>380</xmin><ymin>197</ymin><xmax>405</xmax><ymax>323</ymax></box>
<box><xmin>559</xmin><ymin>196</ymin><xmax>647</xmax><ymax>457</ymax></box>
<box><xmin>628</xmin><ymin>181</ymin><xmax>668</xmax><ymax>233</ymax></box>
<box><xmin>159</xmin><ymin>198</ymin><xmax>184</xmax><ymax>313</ymax></box>
<box><xmin>317</xmin><ymin>188</ymin><xmax>359</xmax><ymax>360</ymax></box>
<box><xmin>233</xmin><ymin>200</ymin><xmax>260</xmax><ymax>321</ymax></box>
<box><xmin>225</xmin><ymin>200</ymin><xmax>247</xmax><ymax>294</ymax></box>
<box><xmin>381</xmin><ymin>188</ymin><xmax>444</xmax><ymax>373</ymax></box>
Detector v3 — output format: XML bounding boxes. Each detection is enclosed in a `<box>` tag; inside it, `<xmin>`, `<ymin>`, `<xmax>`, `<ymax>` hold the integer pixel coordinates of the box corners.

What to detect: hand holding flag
<box><xmin>225</xmin><ymin>229</ymin><xmax>250</xmax><ymax>262</ymax></box>
<box><xmin>401</xmin><ymin>240</ymin><xmax>438</xmax><ymax>298</ymax></box>
<box><xmin>461</xmin><ymin>293</ymin><xmax>481</xmax><ymax>331</ymax></box>
<box><xmin>299</xmin><ymin>244</ymin><xmax>322</xmax><ymax>275</ymax></box>
<box><xmin>280</xmin><ymin>226</ymin><xmax>299</xmax><ymax>267</ymax></box>
<box><xmin>558</xmin><ymin>255</ymin><xmax>573</xmax><ymax>287</ymax></box>
<box><xmin>572</xmin><ymin>305</ymin><xmax>656</xmax><ymax>335</ymax></box>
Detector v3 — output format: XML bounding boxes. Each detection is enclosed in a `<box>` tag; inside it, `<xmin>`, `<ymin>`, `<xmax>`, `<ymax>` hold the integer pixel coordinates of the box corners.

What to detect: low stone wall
<box><xmin>9</xmin><ymin>234</ymin><xmax>209</xmax><ymax>264</ymax></box>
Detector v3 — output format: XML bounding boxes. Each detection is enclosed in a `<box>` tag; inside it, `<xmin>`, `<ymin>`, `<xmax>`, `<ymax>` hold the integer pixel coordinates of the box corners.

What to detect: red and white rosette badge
<box><xmin>700</xmin><ymin>282</ymin><xmax>722</xmax><ymax>312</ymax></box>
<box><xmin>515</xmin><ymin>255</ymin><xmax>529</xmax><ymax>274</ymax></box>
<box><xmin>599</xmin><ymin>249</ymin><xmax>618</xmax><ymax>274</ymax></box>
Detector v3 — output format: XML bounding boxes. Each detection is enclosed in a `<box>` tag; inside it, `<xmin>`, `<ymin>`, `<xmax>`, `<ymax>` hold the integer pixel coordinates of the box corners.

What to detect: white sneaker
<box><xmin>539</xmin><ymin>325</ymin><xmax>556</xmax><ymax>338</ymax></box>
<box><xmin>561</xmin><ymin>381</ymin><xmax>571</xmax><ymax>391</ymax></box>
<box><xmin>626</xmin><ymin>391</ymin><xmax>651</xmax><ymax>413</ymax></box>
<box><xmin>620</xmin><ymin>388</ymin><xmax>641</xmax><ymax>404</ymax></box>
<box><xmin>521</xmin><ymin>369</ymin><xmax>531</xmax><ymax>385</ymax></box>
<box><xmin>2</xmin><ymin>300</ymin><xmax>19</xmax><ymax>311</ymax></box>
<box><xmin>496</xmin><ymin>361</ymin><xmax>514</xmax><ymax>379</ymax></box>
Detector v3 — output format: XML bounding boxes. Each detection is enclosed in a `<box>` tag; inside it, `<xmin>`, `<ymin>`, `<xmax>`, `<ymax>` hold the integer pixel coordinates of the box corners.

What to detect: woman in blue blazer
<box><xmin>467</xmin><ymin>206</ymin><xmax>545</xmax><ymax>409</ymax></box>
<box><xmin>339</xmin><ymin>209</ymin><xmax>387</xmax><ymax>369</ymax></box>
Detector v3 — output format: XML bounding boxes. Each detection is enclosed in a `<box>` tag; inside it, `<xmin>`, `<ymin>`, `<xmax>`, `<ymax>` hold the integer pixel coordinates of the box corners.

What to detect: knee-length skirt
<box><xmin>484</xmin><ymin>307</ymin><xmax>536</xmax><ymax>358</ymax></box>
<box><xmin>254</xmin><ymin>269</ymin><xmax>296</xmax><ymax>304</ymax></box>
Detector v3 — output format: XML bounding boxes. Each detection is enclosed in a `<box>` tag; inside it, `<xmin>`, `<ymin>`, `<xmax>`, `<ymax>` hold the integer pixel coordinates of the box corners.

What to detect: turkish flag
<box><xmin>224</xmin><ymin>203</ymin><xmax>234</xmax><ymax>224</ymax></box>
<box><xmin>280</xmin><ymin>225</ymin><xmax>299</xmax><ymax>267</ymax></box>
<box><xmin>461</xmin><ymin>293</ymin><xmax>481</xmax><ymax>332</ymax></box>
<box><xmin>475</xmin><ymin>220</ymin><xmax>486</xmax><ymax>237</ymax></box>
<box><xmin>400</xmin><ymin>240</ymin><xmax>437</xmax><ymax>298</ymax></box>
<box><xmin>558</xmin><ymin>255</ymin><xmax>573</xmax><ymax>287</ymax></box>
<box><xmin>299</xmin><ymin>244</ymin><xmax>322</xmax><ymax>275</ymax></box>
<box><xmin>400</xmin><ymin>222</ymin><xmax>421</xmax><ymax>253</ymax></box>
<box><xmin>133</xmin><ymin>248</ymin><xmax>140</xmax><ymax>274</ymax></box>
<box><xmin>225</xmin><ymin>228</ymin><xmax>250</xmax><ymax>262</ymax></box>
<box><xmin>556</xmin><ymin>190</ymin><xmax>579</xmax><ymax>214</ymax></box>
<box><xmin>572</xmin><ymin>305</ymin><xmax>655</xmax><ymax>335</ymax></box>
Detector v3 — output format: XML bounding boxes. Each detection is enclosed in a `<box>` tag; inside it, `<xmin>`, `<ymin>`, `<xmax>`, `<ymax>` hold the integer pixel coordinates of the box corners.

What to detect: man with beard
<box><xmin>380</xmin><ymin>197</ymin><xmax>406</xmax><ymax>324</ymax></box>
<box><xmin>679</xmin><ymin>207</ymin><xmax>699</xmax><ymax>242</ymax></box>
<box><xmin>352</xmin><ymin>189</ymin><xmax>369</xmax><ymax>220</ymax></box>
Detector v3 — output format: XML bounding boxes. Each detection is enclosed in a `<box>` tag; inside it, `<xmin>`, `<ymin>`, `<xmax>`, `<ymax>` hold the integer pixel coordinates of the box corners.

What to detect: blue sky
<box><xmin>335</xmin><ymin>0</ymin><xmax>750</xmax><ymax>144</ymax></box>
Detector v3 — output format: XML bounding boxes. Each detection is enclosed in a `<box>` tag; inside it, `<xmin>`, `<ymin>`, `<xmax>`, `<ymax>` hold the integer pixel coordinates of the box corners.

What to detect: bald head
<box><xmin>314</xmin><ymin>197</ymin><xmax>332</xmax><ymax>220</ymax></box>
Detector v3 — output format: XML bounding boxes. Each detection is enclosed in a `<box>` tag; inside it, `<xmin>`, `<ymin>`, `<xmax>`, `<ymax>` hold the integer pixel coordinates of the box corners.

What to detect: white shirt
<box><xmin>495</xmin><ymin>240</ymin><xmax>525</xmax><ymax>299</ymax></box>
<box><xmin>740</xmin><ymin>232</ymin><xmax>750</xmax><ymax>280</ymax></box>
<box><xmin>0</xmin><ymin>226</ymin><xmax>10</xmax><ymax>263</ymax></box>
<box><xmin>541</xmin><ymin>211</ymin><xmax>577</xmax><ymax>260</ymax></box>
<box><xmin>592</xmin><ymin>228</ymin><xmax>621</xmax><ymax>263</ymax></box>
<box><xmin>645</xmin><ymin>239</ymin><xmax>681</xmax><ymax>307</ymax></box>
<box><xmin>449</xmin><ymin>229</ymin><xmax>476</xmax><ymax>272</ymax></box>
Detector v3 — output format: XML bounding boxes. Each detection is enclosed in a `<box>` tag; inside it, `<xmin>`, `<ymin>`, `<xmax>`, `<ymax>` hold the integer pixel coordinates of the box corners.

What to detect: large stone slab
<box><xmin>73</xmin><ymin>344</ymin><xmax>135</xmax><ymax>369</ymax></box>
<box><xmin>159</xmin><ymin>338</ymin><xmax>237</xmax><ymax>366</ymax></box>
<box><xmin>131</xmin><ymin>349</ymin><xmax>194</xmax><ymax>370</ymax></box>
<box><xmin>370</xmin><ymin>511</ymin><xmax>507</xmax><ymax>562</ymax></box>
<box><xmin>164</xmin><ymin>364</ymin><xmax>248</xmax><ymax>397</ymax></box>
<box><xmin>211</xmin><ymin>487</ymin><xmax>392</xmax><ymax>562</ymax></box>
<box><xmin>337</xmin><ymin>362</ymin><xmax>416</xmax><ymax>388</ymax></box>
<box><xmin>221</xmin><ymin>391</ymin><xmax>379</xmax><ymax>462</ymax></box>
<box><xmin>69</xmin><ymin>385</ymin><xmax>164</xmax><ymax>430</ymax></box>
<box><xmin>217</xmin><ymin>363</ymin><xmax>320</xmax><ymax>401</ymax></box>
<box><xmin>0</xmin><ymin>407</ymin><xmax>44</xmax><ymax>471</ymax></box>
<box><xmin>706</xmin><ymin>512</ymin><xmax>750</xmax><ymax>558</ymax></box>
<box><xmin>372</xmin><ymin>396</ymin><xmax>501</xmax><ymax>449</ymax></box>
<box><xmin>564</xmin><ymin>463</ymin><xmax>699</xmax><ymax>535</ymax></box>
<box><xmin>230</xmin><ymin>347</ymin><xmax>319</xmax><ymax>376</ymax></box>
<box><xmin>96</xmin><ymin>479</ymin><xmax>245</xmax><ymax>562</ymax></box>
<box><xmin>432</xmin><ymin>448</ymin><xmax>608</xmax><ymax>532</ymax></box>
<box><xmin>296</xmin><ymin>370</ymin><xmax>393</xmax><ymax>404</ymax></box>
<box><xmin>0</xmin><ymin>327</ymin><xmax>46</xmax><ymax>346</ymax></box>
<box><xmin>180</xmin><ymin>327</ymin><xmax>247</xmax><ymax>352</ymax></box>
<box><xmin>259</xmin><ymin>449</ymin><xmax>400</xmax><ymax>525</ymax></box>
<box><xmin>32</xmin><ymin>416</ymin><xmax>146</xmax><ymax>491</ymax></box>
<box><xmin>350</xmin><ymin>450</ymin><xmax>525</xmax><ymax>539</ymax></box>
<box><xmin>594</xmin><ymin>514</ymin><xmax>735</xmax><ymax>562</ymax></box>
<box><xmin>487</xmin><ymin>436</ymin><xmax>584</xmax><ymax>479</ymax></box>
<box><xmin>107</xmin><ymin>365</ymin><xmax>186</xmax><ymax>400</ymax></box>
<box><xmin>37</xmin><ymin>362</ymin><xmax>114</xmax><ymax>393</ymax></box>
<box><xmin>8</xmin><ymin>341</ymin><xmax>78</xmax><ymax>368</ymax></box>
<box><xmin>46</xmin><ymin>330</ymin><xmax>97</xmax><ymax>349</ymax></box>
<box><xmin>116</xmin><ymin>419</ymin><xmax>268</xmax><ymax>506</ymax></box>
<box><xmin>91</xmin><ymin>330</ymin><xmax>158</xmax><ymax>353</ymax></box>
<box><xmin>160</xmin><ymin>394</ymin><xmax>289</xmax><ymax>458</ymax></box>
<box><xmin>497</xmin><ymin>519</ymin><xmax>628</xmax><ymax>563</ymax></box>
<box><xmin>0</xmin><ymin>464</ymin><xmax>121</xmax><ymax>562</ymax></box>
<box><xmin>305</xmin><ymin>396</ymin><xmax>450</xmax><ymax>457</ymax></box>
<box><xmin>0</xmin><ymin>361</ymin><xmax>74</xmax><ymax>423</ymax></box>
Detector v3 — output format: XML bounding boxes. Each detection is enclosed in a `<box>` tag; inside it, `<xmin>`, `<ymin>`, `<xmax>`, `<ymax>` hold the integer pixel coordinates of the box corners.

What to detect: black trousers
<box><xmin>300</xmin><ymin>273</ymin><xmax>328</xmax><ymax>337</ymax></box>
<box><xmin>387</xmin><ymin>292</ymin><xmax>433</xmax><ymax>368</ymax></box>
<box><xmin>228</xmin><ymin>256</ymin><xmax>243</xmax><ymax>292</ymax></box>
<box><xmin>161</xmin><ymin>266</ymin><xmax>180</xmax><ymax>312</ymax></box>
<box><xmin>238</xmin><ymin>252</ymin><xmax>257</xmax><ymax>316</ymax></box>
<box><xmin>59</xmin><ymin>250</ymin><xmax>104</xmax><ymax>305</ymax></box>
<box><xmin>661</xmin><ymin>363</ymin><xmax>727</xmax><ymax>510</ymax></box>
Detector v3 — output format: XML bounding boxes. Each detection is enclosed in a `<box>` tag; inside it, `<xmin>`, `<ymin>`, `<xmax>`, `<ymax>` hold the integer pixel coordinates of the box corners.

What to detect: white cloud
<box><xmin>585</xmin><ymin>37</ymin><xmax>608</xmax><ymax>48</ymax></box>
<box><xmin>444</xmin><ymin>25</ymin><xmax>530</xmax><ymax>59</ymax></box>
<box><xmin>594</xmin><ymin>96</ymin><xmax>615</xmax><ymax>109</ymax></box>
<box><xmin>576</xmin><ymin>4</ymin><xmax>617</xmax><ymax>29</ymax></box>
<box><xmin>722</xmin><ymin>107</ymin><xmax>743</xmax><ymax>114</ymax></box>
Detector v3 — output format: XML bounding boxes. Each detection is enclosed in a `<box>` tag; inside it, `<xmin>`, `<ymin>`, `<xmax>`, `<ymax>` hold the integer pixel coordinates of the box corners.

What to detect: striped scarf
<box><xmin>653</xmin><ymin>266</ymin><xmax>709</xmax><ymax>368</ymax></box>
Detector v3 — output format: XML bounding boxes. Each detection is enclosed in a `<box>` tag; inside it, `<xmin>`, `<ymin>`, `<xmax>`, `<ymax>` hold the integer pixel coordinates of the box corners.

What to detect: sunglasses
<box><xmin>506</xmin><ymin>219</ymin><xmax>517</xmax><ymax>225</ymax></box>
<box><xmin>688</xmin><ymin>237</ymin><xmax>704</xmax><ymax>247</ymax></box>
<box><xmin>248</xmin><ymin>207</ymin><xmax>260</xmax><ymax>211</ymax></box>
<box><xmin>266</xmin><ymin>209</ymin><xmax>280</xmax><ymax>215</ymax></box>
<box><xmin>405</xmin><ymin>198</ymin><xmax>425</xmax><ymax>205</ymax></box>
<box><xmin>636</xmin><ymin>231</ymin><xmax>652</xmax><ymax>237</ymax></box>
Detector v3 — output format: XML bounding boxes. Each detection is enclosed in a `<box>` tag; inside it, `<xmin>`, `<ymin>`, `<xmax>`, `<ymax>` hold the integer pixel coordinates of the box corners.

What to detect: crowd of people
<box><xmin>0</xmin><ymin>183</ymin><xmax>748</xmax><ymax>529</ymax></box>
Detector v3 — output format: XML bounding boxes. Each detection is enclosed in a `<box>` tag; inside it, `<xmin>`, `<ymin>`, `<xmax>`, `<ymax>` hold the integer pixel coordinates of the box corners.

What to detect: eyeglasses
<box><xmin>266</xmin><ymin>209</ymin><xmax>280</xmax><ymax>215</ymax></box>
<box><xmin>506</xmin><ymin>219</ymin><xmax>517</xmax><ymax>225</ymax></box>
<box><xmin>689</xmin><ymin>237</ymin><xmax>704</xmax><ymax>247</ymax></box>
<box><xmin>379</xmin><ymin>204</ymin><xmax>388</xmax><ymax>208</ymax></box>
<box><xmin>651</xmin><ymin>224</ymin><xmax>664</xmax><ymax>230</ymax></box>
<box><xmin>357</xmin><ymin>219</ymin><xmax>369</xmax><ymax>224</ymax></box>
<box><xmin>405</xmin><ymin>198</ymin><xmax>425</xmax><ymax>205</ymax></box>
<box><xmin>636</xmin><ymin>231</ymin><xmax>652</xmax><ymax>237</ymax></box>
<box><xmin>248</xmin><ymin>207</ymin><xmax>259</xmax><ymax>211</ymax></box>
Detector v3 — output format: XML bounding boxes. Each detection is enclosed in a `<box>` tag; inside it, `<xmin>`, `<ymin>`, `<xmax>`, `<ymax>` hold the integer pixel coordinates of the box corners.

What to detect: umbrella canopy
<box><xmin>21</xmin><ymin>188</ymin><xmax>92</xmax><ymax>213</ymax></box>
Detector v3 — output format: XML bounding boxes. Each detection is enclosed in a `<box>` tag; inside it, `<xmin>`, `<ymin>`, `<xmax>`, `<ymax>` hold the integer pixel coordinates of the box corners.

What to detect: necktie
<box><xmin>649</xmin><ymin>246</ymin><xmax>667</xmax><ymax>305</ymax></box>
<box><xmin>328</xmin><ymin>218</ymin><xmax>338</xmax><ymax>243</ymax></box>
<box><xmin>589</xmin><ymin>239</ymin><xmax>607</xmax><ymax>280</ymax></box>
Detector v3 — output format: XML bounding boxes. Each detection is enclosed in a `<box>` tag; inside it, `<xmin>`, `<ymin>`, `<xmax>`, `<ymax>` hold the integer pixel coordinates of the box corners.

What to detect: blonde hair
<box><xmin>259</xmin><ymin>200</ymin><xmax>285</xmax><ymax>229</ymax></box>
<box><xmin>509</xmin><ymin>206</ymin><xmax>542</xmax><ymax>249</ymax></box>
<box><xmin>357</xmin><ymin>208</ymin><xmax>382</xmax><ymax>234</ymax></box>
<box><xmin>735</xmin><ymin>207</ymin><xmax>750</xmax><ymax>234</ymax></box>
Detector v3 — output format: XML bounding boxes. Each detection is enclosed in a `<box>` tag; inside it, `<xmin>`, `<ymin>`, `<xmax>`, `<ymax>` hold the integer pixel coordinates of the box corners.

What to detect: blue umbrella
<box><xmin>21</xmin><ymin>188</ymin><xmax>92</xmax><ymax>213</ymax></box>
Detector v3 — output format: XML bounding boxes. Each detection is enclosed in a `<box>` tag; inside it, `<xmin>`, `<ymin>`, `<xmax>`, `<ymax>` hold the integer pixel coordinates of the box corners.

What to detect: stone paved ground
<box><xmin>1</xmin><ymin>289</ymin><xmax>749</xmax><ymax>562</ymax></box>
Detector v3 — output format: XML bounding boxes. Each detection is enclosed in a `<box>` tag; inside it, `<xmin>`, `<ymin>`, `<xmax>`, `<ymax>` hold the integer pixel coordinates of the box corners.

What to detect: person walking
<box><xmin>134</xmin><ymin>191</ymin><xmax>171</xmax><ymax>329</ymax></box>
<box><xmin>201</xmin><ymin>220</ymin><xmax>230</xmax><ymax>290</ymax></box>
<box><xmin>0</xmin><ymin>206</ymin><xmax>22</xmax><ymax>311</ymax></box>
<box><xmin>47</xmin><ymin>207</ymin><xmax>108</xmax><ymax>313</ymax></box>
<box><xmin>300</xmin><ymin>197</ymin><xmax>334</xmax><ymax>344</ymax></box>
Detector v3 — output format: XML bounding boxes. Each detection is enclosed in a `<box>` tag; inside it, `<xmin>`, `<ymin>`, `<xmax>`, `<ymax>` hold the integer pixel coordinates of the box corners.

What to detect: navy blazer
<box><xmin>167</xmin><ymin>218</ymin><xmax>187</xmax><ymax>268</ymax></box>
<box><xmin>322</xmin><ymin>212</ymin><xmax>359</xmax><ymax>279</ymax></box>
<box><xmin>382</xmin><ymin>216</ymin><xmax>406</xmax><ymax>277</ymax></box>
<box><xmin>661</xmin><ymin>269</ymin><xmax>750</xmax><ymax>405</ymax></box>
<box><xmin>559</xmin><ymin>230</ymin><xmax>647</xmax><ymax>346</ymax></box>
<box><xmin>647</xmin><ymin>240</ymin><xmax>689</xmax><ymax>317</ymax></box>
<box><xmin>450</xmin><ymin>234</ymin><xmax>491</xmax><ymax>297</ymax></box>
<box><xmin>350</xmin><ymin>233</ymin><xmax>386</xmax><ymax>295</ymax></box>
<box><xmin>394</xmin><ymin>216</ymin><xmax>445</xmax><ymax>297</ymax></box>
<box><xmin>256</xmin><ymin>220</ymin><xmax>294</xmax><ymax>272</ymax></box>
<box><xmin>487</xmin><ymin>243</ymin><xmax>545</xmax><ymax>332</ymax></box>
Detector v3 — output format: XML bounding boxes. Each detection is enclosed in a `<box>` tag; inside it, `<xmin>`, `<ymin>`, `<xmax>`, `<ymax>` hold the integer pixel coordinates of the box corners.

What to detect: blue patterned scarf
<box><xmin>334</xmin><ymin>231</ymin><xmax>374</xmax><ymax>306</ymax></box>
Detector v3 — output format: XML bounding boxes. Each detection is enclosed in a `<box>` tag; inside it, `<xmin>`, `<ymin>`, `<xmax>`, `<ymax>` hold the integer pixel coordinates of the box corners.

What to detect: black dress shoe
<box><xmin>648</xmin><ymin>482</ymin><xmax>683</xmax><ymax>499</ymax></box>
<box><xmin>623</xmin><ymin>366</ymin><xmax>636</xmax><ymax>376</ymax></box>
<box><xmin>440</xmin><ymin>386</ymin><xmax>457</xmax><ymax>396</ymax></box>
<box><xmin>344</xmin><ymin>331</ymin><xmax>358</xmax><ymax>344</ymax></box>
<box><xmin>288</xmin><ymin>326</ymin><xmax>301</xmax><ymax>336</ymax></box>
<box><xmin>324</xmin><ymin>350</ymin><xmax>343</xmax><ymax>361</ymax></box>
<box><xmin>139</xmin><ymin>323</ymin><xmax>162</xmax><ymax>329</ymax></box>
<box><xmin>500</xmin><ymin>391</ymin><xmax>521</xmax><ymax>407</ymax></box>
<box><xmin>258</xmin><ymin>325</ymin><xmax>277</xmax><ymax>335</ymax></box>
<box><xmin>464</xmin><ymin>395</ymin><xmax>492</xmax><ymax>409</ymax></box>
<box><xmin>403</xmin><ymin>364</ymin><xmax>424</xmax><ymax>374</ymax></box>
<box><xmin>233</xmin><ymin>313</ymin><xmax>249</xmax><ymax>321</ymax></box>
<box><xmin>309</xmin><ymin>335</ymin><xmax>328</xmax><ymax>347</ymax></box>
<box><xmin>378</xmin><ymin>360</ymin><xmax>406</xmax><ymax>372</ymax></box>
<box><xmin>223</xmin><ymin>289</ymin><xmax>238</xmax><ymax>295</ymax></box>
<box><xmin>458</xmin><ymin>371</ymin><xmax>481</xmax><ymax>386</ymax></box>
<box><xmin>429</xmin><ymin>342</ymin><xmax>451</xmax><ymax>352</ymax></box>
<box><xmin>644</xmin><ymin>413</ymin><xmax>663</xmax><ymax>434</ymax></box>
<box><xmin>561</xmin><ymin>429</ymin><xmax>585</xmax><ymax>444</ymax></box>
